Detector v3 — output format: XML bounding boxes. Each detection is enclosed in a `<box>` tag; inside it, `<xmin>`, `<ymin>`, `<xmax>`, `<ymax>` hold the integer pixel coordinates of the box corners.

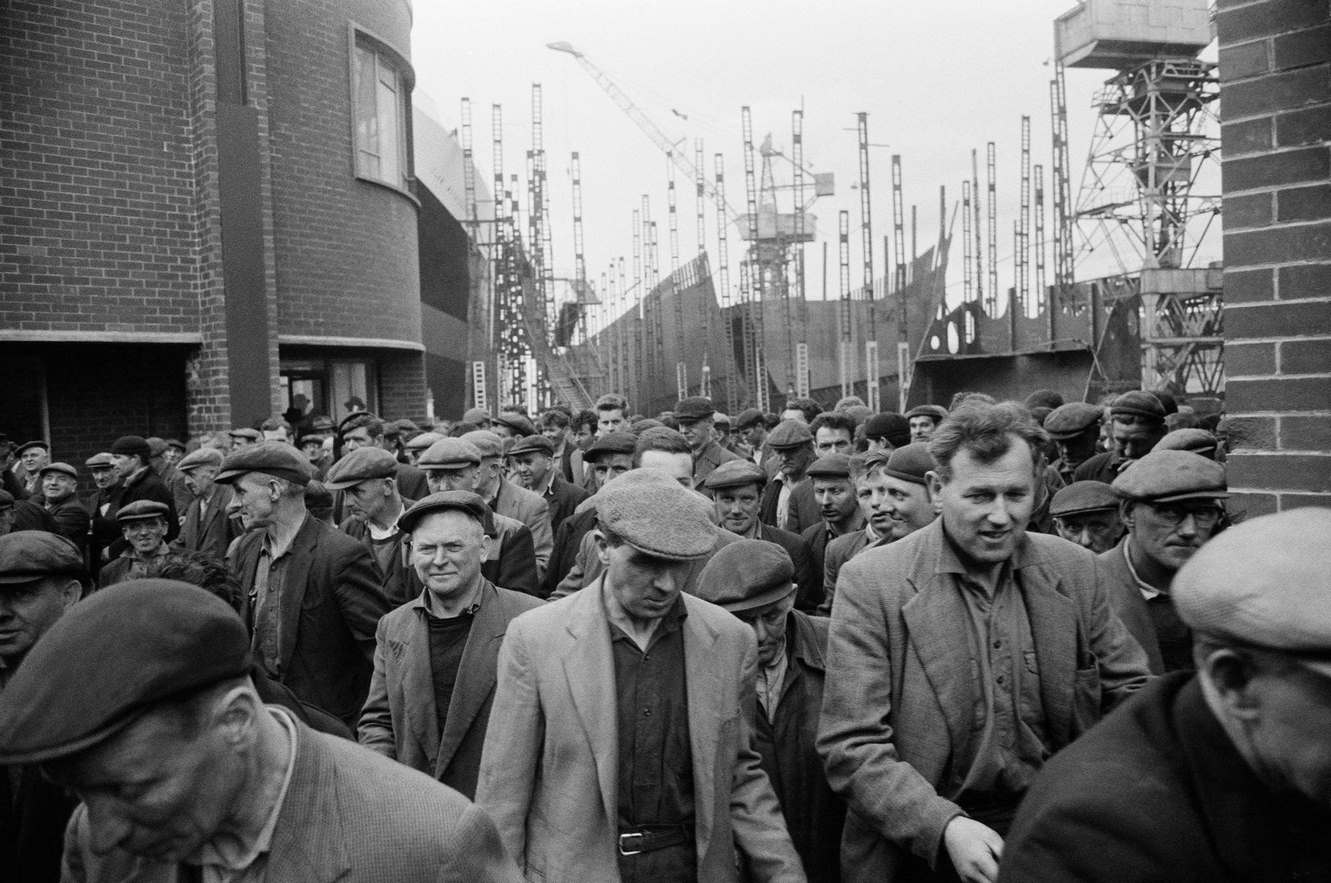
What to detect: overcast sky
<box><xmin>410</xmin><ymin>0</ymin><xmax>1221</xmax><ymax>320</ymax></box>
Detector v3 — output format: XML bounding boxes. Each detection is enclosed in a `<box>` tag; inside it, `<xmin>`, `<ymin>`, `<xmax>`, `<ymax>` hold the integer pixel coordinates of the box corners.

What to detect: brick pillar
<box><xmin>1216</xmin><ymin>0</ymin><xmax>1331</xmax><ymax>513</ymax></box>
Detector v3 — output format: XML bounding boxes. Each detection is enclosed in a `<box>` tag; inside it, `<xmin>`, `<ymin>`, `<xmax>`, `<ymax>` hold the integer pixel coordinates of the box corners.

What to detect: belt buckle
<box><xmin>617</xmin><ymin>832</ymin><xmax>645</xmax><ymax>856</ymax></box>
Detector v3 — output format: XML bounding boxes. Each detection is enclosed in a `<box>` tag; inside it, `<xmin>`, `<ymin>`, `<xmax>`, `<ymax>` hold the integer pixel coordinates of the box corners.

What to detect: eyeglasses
<box><xmin>1147</xmin><ymin>502</ymin><xmax>1223</xmax><ymax>528</ymax></box>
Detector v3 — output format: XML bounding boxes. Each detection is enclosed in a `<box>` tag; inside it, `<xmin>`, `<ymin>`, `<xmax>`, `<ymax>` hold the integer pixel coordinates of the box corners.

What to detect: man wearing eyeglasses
<box><xmin>1100</xmin><ymin>449</ymin><xmax>1228</xmax><ymax>675</ymax></box>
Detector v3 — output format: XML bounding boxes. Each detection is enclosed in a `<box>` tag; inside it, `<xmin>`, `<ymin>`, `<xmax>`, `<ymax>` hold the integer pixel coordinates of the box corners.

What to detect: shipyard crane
<box><xmin>546</xmin><ymin>41</ymin><xmax>745</xmax><ymax>224</ymax></box>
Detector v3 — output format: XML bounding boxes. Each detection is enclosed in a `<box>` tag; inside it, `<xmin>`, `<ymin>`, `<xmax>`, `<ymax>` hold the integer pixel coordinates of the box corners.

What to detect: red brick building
<box><xmin>1216</xmin><ymin>0</ymin><xmax>1331</xmax><ymax>511</ymax></box>
<box><xmin>1</xmin><ymin>0</ymin><xmax>426</xmax><ymax>465</ymax></box>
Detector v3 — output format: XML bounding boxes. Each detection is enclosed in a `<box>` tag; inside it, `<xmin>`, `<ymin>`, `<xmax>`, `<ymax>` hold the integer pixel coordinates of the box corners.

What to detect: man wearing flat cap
<box><xmin>338</xmin><ymin>413</ymin><xmax>430</xmax><ymax>505</ymax></box>
<box><xmin>1155</xmin><ymin>426</ymin><xmax>1220</xmax><ymax>460</ymax></box>
<box><xmin>0</xmin><ymin>579</ymin><xmax>521</xmax><ymax>882</ymax></box>
<box><xmin>676</xmin><ymin>396</ymin><xmax>742</xmax><ymax>490</ymax></box>
<box><xmin>905</xmin><ymin>405</ymin><xmax>948</xmax><ymax>443</ymax></box>
<box><xmin>541</xmin><ymin>431</ymin><xmax>637</xmax><ymax>595</ymax></box>
<box><xmin>106</xmin><ymin>434</ymin><xmax>179</xmax><ymax>555</ymax></box>
<box><xmin>1074</xmin><ymin>390</ymin><xmax>1167</xmax><ymax>485</ymax></box>
<box><xmin>1097</xmin><ymin>449</ymin><xmax>1228</xmax><ymax>675</ymax></box>
<box><xmin>819</xmin><ymin>400</ymin><xmax>1151</xmax><ymax>883</ymax></box>
<box><xmin>228</xmin><ymin>426</ymin><xmax>261</xmax><ymax>450</ymax></box>
<box><xmin>1000</xmin><ymin>508</ymin><xmax>1331</xmax><ymax>881</ymax></box>
<box><xmin>1050</xmin><ymin>480</ymin><xmax>1123</xmax><ymax>554</ymax></box>
<box><xmin>478</xmin><ymin>469</ymin><xmax>805</xmax><ymax>882</ymax></box>
<box><xmin>37</xmin><ymin>462</ymin><xmax>89</xmax><ymax>552</ymax></box>
<box><xmin>359</xmin><ymin>492</ymin><xmax>542</xmax><ymax>798</ymax></box>
<box><xmin>797</xmin><ymin>453</ymin><xmax>863</xmax><ymax>612</ymax></box>
<box><xmin>735</xmin><ymin>407</ymin><xmax>779</xmax><ymax>477</ymax></box>
<box><xmin>697</xmin><ymin>540</ymin><xmax>846</xmax><ymax>881</ymax></box>
<box><xmin>83</xmin><ymin>452</ymin><xmax>123</xmax><ymax>569</ymax></box>
<box><xmin>15</xmin><ymin>441</ymin><xmax>50</xmax><ymax>499</ymax></box>
<box><xmin>0</xmin><ymin>531</ymin><xmax>84</xmax><ymax>881</ymax></box>
<box><xmin>1042</xmin><ymin>402</ymin><xmax>1103</xmax><ymax>484</ymax></box>
<box><xmin>705</xmin><ymin>460</ymin><xmax>819</xmax><ymax>612</ymax></box>
<box><xmin>174</xmin><ymin>446</ymin><xmax>241</xmax><ymax>563</ymax></box>
<box><xmin>220</xmin><ymin>442</ymin><xmax>391</xmax><ymax>727</ymax></box>
<box><xmin>760</xmin><ymin>419</ymin><xmax>822</xmax><ymax>534</ymax></box>
<box><xmin>463</xmin><ymin>430</ymin><xmax>554</xmax><ymax>583</ymax></box>
<box><xmin>508</xmin><ymin>434</ymin><xmax>588</xmax><ymax>535</ymax></box>
<box><xmin>821</xmin><ymin>445</ymin><xmax>937</xmax><ymax>616</ymax></box>
<box><xmin>326</xmin><ymin>446</ymin><xmax>416</xmax><ymax>606</ymax></box>
<box><xmin>863</xmin><ymin>412</ymin><xmax>912</xmax><ymax>454</ymax></box>
<box><xmin>98</xmin><ymin>500</ymin><xmax>173</xmax><ymax>587</ymax></box>
<box><xmin>419</xmin><ymin>437</ymin><xmax>541</xmax><ymax>598</ymax></box>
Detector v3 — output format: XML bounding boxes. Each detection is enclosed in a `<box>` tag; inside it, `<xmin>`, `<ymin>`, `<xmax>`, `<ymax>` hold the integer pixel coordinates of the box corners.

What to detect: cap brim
<box><xmin>623</xmin><ymin>537</ymin><xmax>713</xmax><ymax>562</ymax></box>
<box><xmin>717</xmin><ymin>582</ymin><xmax>796</xmax><ymax>613</ymax></box>
<box><xmin>0</xmin><ymin>706</ymin><xmax>148</xmax><ymax>766</ymax></box>
<box><xmin>1051</xmin><ymin>504</ymin><xmax>1119</xmax><ymax>518</ymax></box>
<box><xmin>1150</xmin><ymin>490</ymin><xmax>1230</xmax><ymax>503</ymax></box>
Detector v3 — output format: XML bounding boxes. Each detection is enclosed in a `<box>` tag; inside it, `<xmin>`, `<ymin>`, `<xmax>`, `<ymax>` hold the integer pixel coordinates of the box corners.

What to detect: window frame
<box><xmin>348</xmin><ymin>26</ymin><xmax>415</xmax><ymax>195</ymax></box>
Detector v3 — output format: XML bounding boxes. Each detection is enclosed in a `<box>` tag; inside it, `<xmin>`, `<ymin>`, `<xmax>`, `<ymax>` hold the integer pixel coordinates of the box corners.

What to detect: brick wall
<box><xmin>1217</xmin><ymin>0</ymin><xmax>1331</xmax><ymax>513</ymax></box>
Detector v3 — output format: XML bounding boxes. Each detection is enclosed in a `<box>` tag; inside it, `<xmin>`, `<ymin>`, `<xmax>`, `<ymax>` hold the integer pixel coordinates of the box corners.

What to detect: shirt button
<box><xmin>643</xmin><ymin>708</ymin><xmax>652</xmax><ymax>717</ymax></box>
<box><xmin>996</xmin><ymin>675</ymin><xmax>1006</xmax><ymax>685</ymax></box>
<box><xmin>992</xmin><ymin>640</ymin><xmax>1002</xmax><ymax>649</ymax></box>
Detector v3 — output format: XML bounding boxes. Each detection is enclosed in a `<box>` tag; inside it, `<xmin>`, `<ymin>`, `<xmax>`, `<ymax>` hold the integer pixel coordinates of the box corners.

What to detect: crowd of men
<box><xmin>0</xmin><ymin>385</ymin><xmax>1328</xmax><ymax>882</ymax></box>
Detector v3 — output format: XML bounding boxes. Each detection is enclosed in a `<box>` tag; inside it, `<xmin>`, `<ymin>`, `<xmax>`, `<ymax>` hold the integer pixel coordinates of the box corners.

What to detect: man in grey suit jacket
<box><xmin>477</xmin><ymin>468</ymin><xmax>804</xmax><ymax>882</ymax></box>
<box><xmin>359</xmin><ymin>492</ymin><xmax>542</xmax><ymax>798</ymax></box>
<box><xmin>174</xmin><ymin>446</ymin><xmax>239</xmax><ymax>563</ymax></box>
<box><xmin>0</xmin><ymin>578</ymin><xmax>521</xmax><ymax>883</ymax></box>
<box><xmin>463</xmin><ymin>430</ymin><xmax>554</xmax><ymax>581</ymax></box>
<box><xmin>818</xmin><ymin>401</ymin><xmax>1151</xmax><ymax>883</ymax></box>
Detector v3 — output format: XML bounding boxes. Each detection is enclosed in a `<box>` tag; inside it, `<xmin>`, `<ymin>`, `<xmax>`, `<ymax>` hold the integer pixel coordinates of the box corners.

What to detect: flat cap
<box><xmin>85</xmin><ymin>452</ymin><xmax>116</xmax><ymax>469</ymax></box>
<box><xmin>1112</xmin><ymin>450</ymin><xmax>1228</xmax><ymax>503</ymax></box>
<box><xmin>629</xmin><ymin>418</ymin><xmax>664</xmax><ymax>434</ymax></box>
<box><xmin>1110</xmin><ymin>390</ymin><xmax>1165</xmax><ymax>423</ymax></box>
<box><xmin>767</xmin><ymin>419</ymin><xmax>813</xmax><ymax>450</ymax></box>
<box><xmin>1154</xmin><ymin>428</ymin><xmax>1219</xmax><ymax>459</ymax></box>
<box><xmin>417</xmin><ymin>438</ymin><xmax>482</xmax><ymax>469</ymax></box>
<box><xmin>864</xmin><ymin>413</ymin><xmax>911</xmax><ymax>448</ymax></box>
<box><xmin>14</xmin><ymin>440</ymin><xmax>48</xmax><ymax>456</ymax></box>
<box><xmin>214</xmin><ymin>441</ymin><xmax>313</xmax><ymax>486</ymax></box>
<box><xmin>0</xmin><ymin>491</ymin><xmax>13</xmax><ymax>510</ymax></box>
<box><xmin>585</xmin><ymin>431</ymin><xmax>638</xmax><ymax>460</ymax></box>
<box><xmin>398</xmin><ymin>490</ymin><xmax>493</xmax><ymax>535</ymax></box>
<box><xmin>323</xmin><ymin>446</ymin><xmax>398</xmax><ymax>490</ymax></box>
<box><xmin>703</xmin><ymin>459</ymin><xmax>767</xmax><ymax>490</ymax></box>
<box><xmin>115</xmin><ymin>500</ymin><xmax>170</xmax><ymax>523</ymax></box>
<box><xmin>695</xmin><ymin>540</ymin><xmax>796</xmax><ymax>612</ymax></box>
<box><xmin>309</xmin><ymin>415</ymin><xmax>336</xmax><ymax>433</ymax></box>
<box><xmin>1050</xmin><ymin>480</ymin><xmax>1120</xmax><ymax>518</ymax></box>
<box><xmin>1024</xmin><ymin>389</ymin><xmax>1065</xmax><ymax>411</ymax></box>
<box><xmin>404</xmin><ymin>431</ymin><xmax>445</xmax><ymax>452</ymax></box>
<box><xmin>806</xmin><ymin>453</ymin><xmax>852</xmax><ymax>480</ymax></box>
<box><xmin>883</xmin><ymin>443</ymin><xmax>934</xmax><ymax>485</ymax></box>
<box><xmin>1043</xmin><ymin>402</ymin><xmax>1103</xmax><ymax>439</ymax></box>
<box><xmin>905</xmin><ymin>405</ymin><xmax>949</xmax><ymax>422</ymax></box>
<box><xmin>675</xmin><ymin>396</ymin><xmax>715</xmax><ymax>422</ymax></box>
<box><xmin>110</xmin><ymin>435</ymin><xmax>150</xmax><ymax>458</ymax></box>
<box><xmin>713</xmin><ymin>412</ymin><xmax>732</xmax><ymax>428</ymax></box>
<box><xmin>1173</xmin><ymin>508</ymin><xmax>1331</xmax><ymax>673</ymax></box>
<box><xmin>0</xmin><ymin>531</ymin><xmax>85</xmax><ymax>585</ymax></box>
<box><xmin>0</xmin><ymin>580</ymin><xmax>251</xmax><ymax>764</ymax></box>
<box><xmin>734</xmin><ymin>408</ymin><xmax>765</xmax><ymax>431</ymax></box>
<box><xmin>228</xmin><ymin>427</ymin><xmax>262</xmax><ymax>442</ymax></box>
<box><xmin>596</xmin><ymin>468</ymin><xmax>716</xmax><ymax>560</ymax></box>
<box><xmin>462</xmin><ymin>407</ymin><xmax>491</xmax><ymax>425</ymax></box>
<box><xmin>37</xmin><ymin>462</ymin><xmax>77</xmax><ymax>480</ymax></box>
<box><xmin>177</xmin><ymin>447</ymin><xmax>224</xmax><ymax>472</ymax></box>
<box><xmin>146</xmin><ymin>437</ymin><xmax>168</xmax><ymax>458</ymax></box>
<box><xmin>165</xmin><ymin>439</ymin><xmax>186</xmax><ymax>452</ymax></box>
<box><xmin>461</xmin><ymin>430</ymin><xmax>504</xmax><ymax>459</ymax></box>
<box><xmin>494</xmin><ymin>413</ymin><xmax>536</xmax><ymax>436</ymax></box>
<box><xmin>508</xmin><ymin>435</ymin><xmax>554</xmax><ymax>458</ymax></box>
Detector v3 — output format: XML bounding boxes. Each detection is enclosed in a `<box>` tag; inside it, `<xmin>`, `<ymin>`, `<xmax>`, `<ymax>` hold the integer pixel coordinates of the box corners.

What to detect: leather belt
<box><xmin>617</xmin><ymin>825</ymin><xmax>691</xmax><ymax>856</ymax></box>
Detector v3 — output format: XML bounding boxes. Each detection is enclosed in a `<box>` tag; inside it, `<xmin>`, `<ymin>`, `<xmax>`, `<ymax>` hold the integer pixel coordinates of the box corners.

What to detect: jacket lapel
<box><xmin>277</xmin><ymin>516</ymin><xmax>318</xmax><ymax>673</ymax></box>
<box><xmin>683</xmin><ymin>599</ymin><xmax>722</xmax><ymax>857</ymax></box>
<box><xmin>900</xmin><ymin>569</ymin><xmax>972</xmax><ymax>755</ymax></box>
<box><xmin>1019</xmin><ymin>557</ymin><xmax>1079</xmax><ymax>746</ymax></box>
<box><xmin>561</xmin><ymin>579</ymin><xmax>619</xmax><ymax>827</ymax></box>
<box><xmin>398</xmin><ymin>604</ymin><xmax>440</xmax><ymax>765</ymax></box>
<box><xmin>265</xmin><ymin>719</ymin><xmax>352</xmax><ymax>882</ymax></box>
<box><xmin>435</xmin><ymin>581</ymin><xmax>504</xmax><ymax>778</ymax></box>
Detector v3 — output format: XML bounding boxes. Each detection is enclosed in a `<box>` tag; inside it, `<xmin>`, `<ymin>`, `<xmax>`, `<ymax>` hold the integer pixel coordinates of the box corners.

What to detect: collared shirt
<box><xmin>756</xmin><ymin>649</ymin><xmax>789</xmax><ymax>722</ymax></box>
<box><xmin>190</xmin><ymin>706</ymin><xmax>298</xmax><ymax>883</ymax></box>
<box><xmin>252</xmin><ymin>525</ymin><xmax>300</xmax><ymax>678</ymax></box>
<box><xmin>775</xmin><ymin>475</ymin><xmax>802</xmax><ymax>531</ymax></box>
<box><xmin>1122</xmin><ymin>538</ymin><xmax>1193</xmax><ymax>672</ymax></box>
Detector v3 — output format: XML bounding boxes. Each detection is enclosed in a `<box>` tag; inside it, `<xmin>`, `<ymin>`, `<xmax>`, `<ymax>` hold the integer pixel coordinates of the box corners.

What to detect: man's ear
<box><xmin>1202</xmin><ymin>647</ymin><xmax>1261</xmax><ymax>721</ymax></box>
<box><xmin>926</xmin><ymin>470</ymin><xmax>945</xmax><ymax>500</ymax></box>
<box><xmin>1120</xmin><ymin>500</ymin><xmax>1136</xmax><ymax>531</ymax></box>
<box><xmin>214</xmin><ymin>684</ymin><xmax>262</xmax><ymax>748</ymax></box>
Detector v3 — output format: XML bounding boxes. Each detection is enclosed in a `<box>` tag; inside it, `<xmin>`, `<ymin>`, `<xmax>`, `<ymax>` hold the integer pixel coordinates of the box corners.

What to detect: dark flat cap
<box><xmin>228</xmin><ymin>427</ymin><xmax>262</xmax><ymax>441</ymax></box>
<box><xmin>1110</xmin><ymin>391</ymin><xmax>1165</xmax><ymax>423</ymax></box>
<box><xmin>596</xmin><ymin>468</ymin><xmax>716</xmax><ymax>560</ymax></box>
<box><xmin>1050</xmin><ymin>481</ymin><xmax>1120</xmax><ymax>518</ymax></box>
<box><xmin>767</xmin><ymin>419</ymin><xmax>813</xmax><ymax>450</ymax></box>
<box><xmin>146</xmin><ymin>437</ymin><xmax>168</xmax><ymax>458</ymax></box>
<box><xmin>734</xmin><ymin>408</ymin><xmax>765</xmax><ymax>431</ymax></box>
<box><xmin>884</xmin><ymin>443</ymin><xmax>934</xmax><ymax>485</ymax></box>
<box><xmin>864</xmin><ymin>413</ymin><xmax>911</xmax><ymax>448</ymax></box>
<box><xmin>0</xmin><ymin>491</ymin><xmax>13</xmax><ymax>510</ymax></box>
<box><xmin>806</xmin><ymin>453</ymin><xmax>852</xmax><ymax>479</ymax></box>
<box><xmin>214</xmin><ymin>441</ymin><xmax>313</xmax><ymax>486</ymax></box>
<box><xmin>418</xmin><ymin>438</ymin><xmax>482</xmax><ymax>469</ymax></box>
<box><xmin>462</xmin><ymin>408</ymin><xmax>491</xmax><ymax>425</ymax></box>
<box><xmin>695</xmin><ymin>540</ymin><xmax>796</xmax><ymax>612</ymax></box>
<box><xmin>37</xmin><ymin>462</ymin><xmax>77</xmax><ymax>480</ymax></box>
<box><xmin>585</xmin><ymin>431</ymin><xmax>638</xmax><ymax>460</ymax></box>
<box><xmin>703</xmin><ymin>459</ymin><xmax>767</xmax><ymax>490</ymax></box>
<box><xmin>404</xmin><ymin>431</ymin><xmax>445</xmax><ymax>452</ymax></box>
<box><xmin>675</xmin><ymin>396</ymin><xmax>715</xmax><ymax>422</ymax></box>
<box><xmin>0</xmin><ymin>531</ymin><xmax>85</xmax><ymax>585</ymax></box>
<box><xmin>1024</xmin><ymin>389</ymin><xmax>1065</xmax><ymax>410</ymax></box>
<box><xmin>14</xmin><ymin>440</ymin><xmax>48</xmax><ymax>456</ymax></box>
<box><xmin>1154</xmin><ymin>428</ymin><xmax>1219</xmax><ymax>458</ymax></box>
<box><xmin>508</xmin><ymin>435</ymin><xmax>554</xmax><ymax>458</ymax></box>
<box><xmin>115</xmin><ymin>500</ymin><xmax>170</xmax><ymax>523</ymax></box>
<box><xmin>323</xmin><ymin>447</ymin><xmax>398</xmax><ymax>490</ymax></box>
<box><xmin>1112</xmin><ymin>450</ymin><xmax>1228</xmax><ymax>503</ymax></box>
<box><xmin>905</xmin><ymin>405</ymin><xmax>949</xmax><ymax>421</ymax></box>
<box><xmin>85</xmin><ymin>452</ymin><xmax>116</xmax><ymax>469</ymax></box>
<box><xmin>309</xmin><ymin>416</ymin><xmax>336</xmax><ymax>433</ymax></box>
<box><xmin>1043</xmin><ymin>402</ymin><xmax>1103</xmax><ymax>439</ymax></box>
<box><xmin>494</xmin><ymin>413</ymin><xmax>536</xmax><ymax>436</ymax></box>
<box><xmin>398</xmin><ymin>490</ymin><xmax>494</xmax><ymax>535</ymax></box>
<box><xmin>0</xmin><ymin>580</ymin><xmax>251</xmax><ymax>764</ymax></box>
<box><xmin>461</xmin><ymin>430</ymin><xmax>504</xmax><ymax>459</ymax></box>
<box><xmin>177</xmin><ymin>447</ymin><xmax>224</xmax><ymax>471</ymax></box>
<box><xmin>110</xmin><ymin>435</ymin><xmax>150</xmax><ymax>458</ymax></box>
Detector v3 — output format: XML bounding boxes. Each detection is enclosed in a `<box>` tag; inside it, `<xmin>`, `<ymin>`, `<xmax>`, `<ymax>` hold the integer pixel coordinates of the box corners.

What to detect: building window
<box><xmin>353</xmin><ymin>37</ymin><xmax>410</xmax><ymax>190</ymax></box>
